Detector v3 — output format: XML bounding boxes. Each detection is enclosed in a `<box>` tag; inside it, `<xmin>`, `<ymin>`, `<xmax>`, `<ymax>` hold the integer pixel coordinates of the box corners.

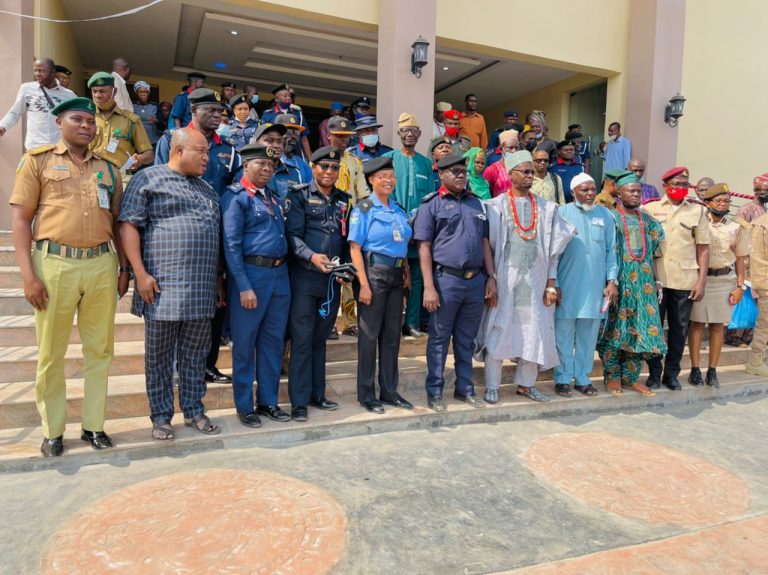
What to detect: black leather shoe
<box><xmin>205</xmin><ymin>368</ymin><xmax>232</xmax><ymax>383</ymax></box>
<box><xmin>81</xmin><ymin>429</ymin><xmax>114</xmax><ymax>450</ymax></box>
<box><xmin>663</xmin><ymin>376</ymin><xmax>682</xmax><ymax>391</ymax></box>
<box><xmin>454</xmin><ymin>393</ymin><xmax>485</xmax><ymax>408</ymax></box>
<box><xmin>291</xmin><ymin>406</ymin><xmax>308</xmax><ymax>422</ymax></box>
<box><xmin>256</xmin><ymin>405</ymin><xmax>291</xmax><ymax>422</ymax></box>
<box><xmin>381</xmin><ymin>395</ymin><xmax>414</xmax><ymax>409</ymax></box>
<box><xmin>41</xmin><ymin>436</ymin><xmax>63</xmax><ymax>457</ymax></box>
<box><xmin>688</xmin><ymin>368</ymin><xmax>703</xmax><ymax>386</ymax></box>
<box><xmin>646</xmin><ymin>375</ymin><xmax>661</xmax><ymax>389</ymax></box>
<box><xmin>419</xmin><ymin>324</ymin><xmax>429</xmax><ymax>333</ymax></box>
<box><xmin>361</xmin><ymin>401</ymin><xmax>385</xmax><ymax>414</ymax></box>
<box><xmin>310</xmin><ymin>397</ymin><xmax>339</xmax><ymax>411</ymax></box>
<box><xmin>427</xmin><ymin>394</ymin><xmax>446</xmax><ymax>412</ymax></box>
<box><xmin>342</xmin><ymin>326</ymin><xmax>359</xmax><ymax>337</ymax></box>
<box><xmin>402</xmin><ymin>325</ymin><xmax>426</xmax><ymax>338</ymax></box>
<box><xmin>327</xmin><ymin>327</ymin><xmax>339</xmax><ymax>340</ymax></box>
<box><xmin>706</xmin><ymin>368</ymin><xmax>720</xmax><ymax>389</ymax></box>
<box><xmin>238</xmin><ymin>412</ymin><xmax>262</xmax><ymax>428</ymax></box>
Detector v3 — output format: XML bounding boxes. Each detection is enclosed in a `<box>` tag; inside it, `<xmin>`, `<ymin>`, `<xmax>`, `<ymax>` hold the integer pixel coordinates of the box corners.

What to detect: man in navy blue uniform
<box><xmin>270</xmin><ymin>113</ymin><xmax>312</xmax><ymax>200</ymax></box>
<box><xmin>285</xmin><ymin>146</ymin><xmax>352</xmax><ymax>421</ymax></box>
<box><xmin>169</xmin><ymin>71</ymin><xmax>206</xmax><ymax>128</ymax></box>
<box><xmin>221</xmin><ymin>143</ymin><xmax>291</xmax><ymax>428</ymax></box>
<box><xmin>155</xmin><ymin>88</ymin><xmax>242</xmax><ymax>385</ymax></box>
<box><xmin>413</xmin><ymin>153</ymin><xmax>497</xmax><ymax>412</ymax></box>
<box><xmin>548</xmin><ymin>139</ymin><xmax>584</xmax><ymax>202</ymax></box>
<box><xmin>347</xmin><ymin>116</ymin><xmax>393</xmax><ymax>163</ymax></box>
<box><xmin>261</xmin><ymin>83</ymin><xmax>311</xmax><ymax>161</ymax></box>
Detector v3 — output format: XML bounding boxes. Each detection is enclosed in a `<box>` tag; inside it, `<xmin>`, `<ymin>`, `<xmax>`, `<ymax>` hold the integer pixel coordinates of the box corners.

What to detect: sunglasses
<box><xmin>446</xmin><ymin>167</ymin><xmax>467</xmax><ymax>176</ymax></box>
<box><xmin>316</xmin><ymin>162</ymin><xmax>340</xmax><ymax>172</ymax></box>
<box><xmin>513</xmin><ymin>169</ymin><xmax>536</xmax><ymax>176</ymax></box>
<box><xmin>533</xmin><ymin>158</ymin><xmax>549</xmax><ymax>164</ymax></box>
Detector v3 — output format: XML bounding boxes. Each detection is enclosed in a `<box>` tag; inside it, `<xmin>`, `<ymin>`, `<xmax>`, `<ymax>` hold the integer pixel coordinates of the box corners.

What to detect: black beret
<box><xmin>239</xmin><ymin>143</ymin><xmax>275</xmax><ymax>161</ymax></box>
<box><xmin>189</xmin><ymin>88</ymin><xmax>222</xmax><ymax>106</ymax></box>
<box><xmin>350</xmin><ymin>96</ymin><xmax>371</xmax><ymax>108</ymax></box>
<box><xmin>556</xmin><ymin>139</ymin><xmax>576</xmax><ymax>149</ymax></box>
<box><xmin>429</xmin><ymin>136</ymin><xmax>453</xmax><ymax>153</ymax></box>
<box><xmin>363</xmin><ymin>156</ymin><xmax>393</xmax><ymax>177</ymax></box>
<box><xmin>564</xmin><ymin>130</ymin><xmax>582</xmax><ymax>140</ymax></box>
<box><xmin>568</xmin><ymin>123</ymin><xmax>581</xmax><ymax>130</ymax></box>
<box><xmin>187</xmin><ymin>71</ymin><xmax>206</xmax><ymax>80</ymax></box>
<box><xmin>220</xmin><ymin>81</ymin><xmax>236</xmax><ymax>88</ymax></box>
<box><xmin>252</xmin><ymin>122</ymin><xmax>287</xmax><ymax>141</ymax></box>
<box><xmin>272</xmin><ymin>83</ymin><xmax>291</xmax><ymax>95</ymax></box>
<box><xmin>436</xmin><ymin>153</ymin><xmax>467</xmax><ymax>170</ymax></box>
<box><xmin>55</xmin><ymin>65</ymin><xmax>72</xmax><ymax>76</ymax></box>
<box><xmin>229</xmin><ymin>93</ymin><xmax>251</xmax><ymax>108</ymax></box>
<box><xmin>311</xmin><ymin>146</ymin><xmax>341</xmax><ymax>163</ymax></box>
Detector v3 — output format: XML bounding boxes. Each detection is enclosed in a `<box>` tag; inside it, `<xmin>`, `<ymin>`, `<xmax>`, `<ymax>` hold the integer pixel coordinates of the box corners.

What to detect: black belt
<box><xmin>36</xmin><ymin>240</ymin><xmax>110</xmax><ymax>259</ymax></box>
<box><xmin>245</xmin><ymin>255</ymin><xmax>285</xmax><ymax>268</ymax></box>
<box><xmin>435</xmin><ymin>264</ymin><xmax>484</xmax><ymax>279</ymax></box>
<box><xmin>707</xmin><ymin>266</ymin><xmax>732</xmax><ymax>277</ymax></box>
<box><xmin>364</xmin><ymin>252</ymin><xmax>405</xmax><ymax>269</ymax></box>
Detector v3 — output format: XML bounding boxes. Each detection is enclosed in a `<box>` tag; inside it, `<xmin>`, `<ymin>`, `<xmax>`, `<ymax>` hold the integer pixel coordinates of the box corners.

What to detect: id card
<box><xmin>393</xmin><ymin>227</ymin><xmax>403</xmax><ymax>242</ymax></box>
<box><xmin>98</xmin><ymin>187</ymin><xmax>110</xmax><ymax>209</ymax></box>
<box><xmin>106</xmin><ymin>137</ymin><xmax>119</xmax><ymax>154</ymax></box>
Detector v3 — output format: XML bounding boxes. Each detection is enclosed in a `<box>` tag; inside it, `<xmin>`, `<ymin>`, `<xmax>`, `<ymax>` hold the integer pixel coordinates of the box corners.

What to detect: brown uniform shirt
<box><xmin>708</xmin><ymin>215</ymin><xmax>750</xmax><ymax>271</ymax></box>
<box><xmin>10</xmin><ymin>142</ymin><xmax>123</xmax><ymax>248</ymax></box>
<box><xmin>641</xmin><ymin>196</ymin><xmax>711</xmax><ymax>290</ymax></box>
<box><xmin>749</xmin><ymin>213</ymin><xmax>768</xmax><ymax>290</ymax></box>
<box><xmin>90</xmin><ymin>105</ymin><xmax>152</xmax><ymax>167</ymax></box>
<box><xmin>595</xmin><ymin>190</ymin><xmax>617</xmax><ymax>209</ymax></box>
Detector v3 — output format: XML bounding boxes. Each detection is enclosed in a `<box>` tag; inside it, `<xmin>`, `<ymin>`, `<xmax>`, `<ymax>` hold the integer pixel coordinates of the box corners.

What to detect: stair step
<box><xmin>0</xmin><ymin>247</ymin><xmax>16</xmax><ymax>267</ymax></box>
<box><xmin>0</xmin><ymin>288</ymin><xmax>135</xmax><ymax>316</ymax></box>
<box><xmin>0</xmin><ymin>267</ymin><xmax>21</xmax><ymax>289</ymax></box>
<box><xmin>0</xmin><ymin>232</ymin><xmax>13</xmax><ymax>248</ymax></box>
<box><xmin>2</xmin><ymin>366</ymin><xmax>765</xmax><ymax>471</ymax></box>
<box><xmin>0</xmin><ymin>313</ymin><xmax>145</xmax><ymax>346</ymax></box>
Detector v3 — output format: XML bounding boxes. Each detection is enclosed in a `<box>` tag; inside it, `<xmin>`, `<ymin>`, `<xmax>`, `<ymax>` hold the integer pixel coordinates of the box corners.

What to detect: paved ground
<box><xmin>2</xmin><ymin>395</ymin><xmax>768</xmax><ymax>574</ymax></box>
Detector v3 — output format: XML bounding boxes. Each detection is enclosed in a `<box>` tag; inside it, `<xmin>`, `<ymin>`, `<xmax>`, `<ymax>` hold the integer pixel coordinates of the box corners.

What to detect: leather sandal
<box><xmin>574</xmin><ymin>384</ymin><xmax>598</xmax><ymax>397</ymax></box>
<box><xmin>606</xmin><ymin>380</ymin><xmax>623</xmax><ymax>397</ymax></box>
<box><xmin>151</xmin><ymin>421</ymin><xmax>175</xmax><ymax>441</ymax></box>
<box><xmin>184</xmin><ymin>413</ymin><xmax>221</xmax><ymax>435</ymax></box>
<box><xmin>629</xmin><ymin>382</ymin><xmax>656</xmax><ymax>396</ymax></box>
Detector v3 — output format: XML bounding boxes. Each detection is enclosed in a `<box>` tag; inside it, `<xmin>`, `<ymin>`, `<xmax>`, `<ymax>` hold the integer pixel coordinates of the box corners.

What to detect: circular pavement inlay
<box><xmin>524</xmin><ymin>432</ymin><xmax>750</xmax><ymax>527</ymax></box>
<box><xmin>42</xmin><ymin>469</ymin><xmax>347</xmax><ymax>574</ymax></box>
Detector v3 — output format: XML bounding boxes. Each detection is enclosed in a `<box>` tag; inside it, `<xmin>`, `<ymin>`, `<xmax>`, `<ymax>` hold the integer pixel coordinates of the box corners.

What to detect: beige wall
<box><xmin>34</xmin><ymin>0</ymin><xmax>84</xmax><ymax>93</ymax></box>
<box><xmin>678</xmin><ymin>0</ymin><xmax>767</xmax><ymax>194</ymax></box>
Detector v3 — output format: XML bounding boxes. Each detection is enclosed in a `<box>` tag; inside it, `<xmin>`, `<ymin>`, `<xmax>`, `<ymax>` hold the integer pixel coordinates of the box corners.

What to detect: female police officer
<box><xmin>348</xmin><ymin>156</ymin><xmax>414</xmax><ymax>413</ymax></box>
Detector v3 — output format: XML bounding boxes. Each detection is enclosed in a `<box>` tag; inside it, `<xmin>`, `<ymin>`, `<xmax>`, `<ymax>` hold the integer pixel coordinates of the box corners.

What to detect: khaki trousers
<box><xmin>751</xmin><ymin>288</ymin><xmax>768</xmax><ymax>355</ymax></box>
<box><xmin>33</xmin><ymin>247</ymin><xmax>117</xmax><ymax>438</ymax></box>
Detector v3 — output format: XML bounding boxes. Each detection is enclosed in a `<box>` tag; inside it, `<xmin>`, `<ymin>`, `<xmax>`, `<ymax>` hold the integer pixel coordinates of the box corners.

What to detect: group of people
<box><xmin>6</xmin><ymin>58</ymin><xmax>768</xmax><ymax>459</ymax></box>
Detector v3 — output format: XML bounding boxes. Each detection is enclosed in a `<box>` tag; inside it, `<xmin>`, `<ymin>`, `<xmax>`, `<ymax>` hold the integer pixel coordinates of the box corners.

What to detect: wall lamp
<box><xmin>664</xmin><ymin>93</ymin><xmax>686</xmax><ymax>127</ymax></box>
<box><xmin>411</xmin><ymin>36</ymin><xmax>430</xmax><ymax>78</ymax></box>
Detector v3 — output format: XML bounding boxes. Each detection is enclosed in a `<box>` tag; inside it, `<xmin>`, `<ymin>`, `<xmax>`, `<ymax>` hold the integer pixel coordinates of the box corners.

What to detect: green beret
<box><xmin>87</xmin><ymin>71</ymin><xmax>115</xmax><ymax>88</ymax></box>
<box><xmin>51</xmin><ymin>97</ymin><xmax>96</xmax><ymax>117</ymax></box>
<box><xmin>605</xmin><ymin>169</ymin><xmax>630</xmax><ymax>182</ymax></box>
<box><xmin>616</xmin><ymin>172</ymin><xmax>641</xmax><ymax>188</ymax></box>
<box><xmin>239</xmin><ymin>143</ymin><xmax>275</xmax><ymax>161</ymax></box>
<box><xmin>701</xmin><ymin>182</ymin><xmax>730</xmax><ymax>200</ymax></box>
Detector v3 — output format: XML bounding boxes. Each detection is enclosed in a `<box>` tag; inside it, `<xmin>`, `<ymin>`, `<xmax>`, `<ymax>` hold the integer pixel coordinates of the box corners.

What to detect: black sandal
<box><xmin>574</xmin><ymin>384</ymin><xmax>598</xmax><ymax>397</ymax></box>
<box><xmin>184</xmin><ymin>413</ymin><xmax>221</xmax><ymax>435</ymax></box>
<box><xmin>555</xmin><ymin>384</ymin><xmax>573</xmax><ymax>397</ymax></box>
<box><xmin>151</xmin><ymin>420</ymin><xmax>175</xmax><ymax>441</ymax></box>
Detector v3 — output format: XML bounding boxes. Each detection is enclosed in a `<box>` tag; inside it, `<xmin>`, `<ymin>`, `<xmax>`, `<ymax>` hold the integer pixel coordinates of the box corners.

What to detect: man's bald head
<box><xmin>627</xmin><ymin>158</ymin><xmax>646</xmax><ymax>180</ymax></box>
<box><xmin>169</xmin><ymin>128</ymin><xmax>209</xmax><ymax>177</ymax></box>
<box><xmin>696</xmin><ymin>177</ymin><xmax>715</xmax><ymax>199</ymax></box>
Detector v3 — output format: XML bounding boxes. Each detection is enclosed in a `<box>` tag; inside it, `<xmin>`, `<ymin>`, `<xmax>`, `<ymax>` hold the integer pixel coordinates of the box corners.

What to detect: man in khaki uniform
<box><xmin>327</xmin><ymin>116</ymin><xmax>370</xmax><ymax>337</ymax></box>
<box><xmin>87</xmin><ymin>71</ymin><xmax>153</xmax><ymax>177</ymax></box>
<box><xmin>595</xmin><ymin>169</ymin><xmax>626</xmax><ymax>209</ymax></box>
<box><xmin>746</xmin><ymin>212</ymin><xmax>768</xmax><ymax>376</ymax></box>
<box><xmin>10</xmin><ymin>97</ymin><xmax>129</xmax><ymax>457</ymax></box>
<box><xmin>641</xmin><ymin>166</ymin><xmax>710</xmax><ymax>390</ymax></box>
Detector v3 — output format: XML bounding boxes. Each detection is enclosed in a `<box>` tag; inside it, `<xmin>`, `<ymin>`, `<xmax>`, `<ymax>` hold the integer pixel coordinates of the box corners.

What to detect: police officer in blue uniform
<box><xmin>261</xmin><ymin>83</ymin><xmax>311</xmax><ymax>161</ymax></box>
<box><xmin>271</xmin><ymin>113</ymin><xmax>313</xmax><ymax>200</ymax></box>
<box><xmin>348</xmin><ymin>157</ymin><xmax>414</xmax><ymax>413</ymax></box>
<box><xmin>347</xmin><ymin>116</ymin><xmax>393</xmax><ymax>164</ymax></box>
<box><xmin>169</xmin><ymin>71</ymin><xmax>206</xmax><ymax>128</ymax></box>
<box><xmin>285</xmin><ymin>146</ymin><xmax>352</xmax><ymax>421</ymax></box>
<box><xmin>228</xmin><ymin>93</ymin><xmax>259</xmax><ymax>151</ymax></box>
<box><xmin>413</xmin><ymin>153</ymin><xmax>497</xmax><ymax>412</ymax></box>
<box><xmin>221</xmin><ymin>143</ymin><xmax>291</xmax><ymax>428</ymax></box>
<box><xmin>155</xmin><ymin>87</ymin><xmax>243</xmax><ymax>384</ymax></box>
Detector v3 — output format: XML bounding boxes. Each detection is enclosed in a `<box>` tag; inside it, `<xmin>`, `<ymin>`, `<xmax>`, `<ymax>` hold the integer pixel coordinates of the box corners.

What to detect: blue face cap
<box><xmin>330</xmin><ymin>102</ymin><xmax>344</xmax><ymax>111</ymax></box>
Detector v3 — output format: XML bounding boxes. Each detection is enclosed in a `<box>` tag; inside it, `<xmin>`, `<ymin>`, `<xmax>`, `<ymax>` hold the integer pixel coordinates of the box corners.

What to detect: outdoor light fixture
<box><xmin>411</xmin><ymin>36</ymin><xmax>430</xmax><ymax>78</ymax></box>
<box><xmin>664</xmin><ymin>93</ymin><xmax>686</xmax><ymax>127</ymax></box>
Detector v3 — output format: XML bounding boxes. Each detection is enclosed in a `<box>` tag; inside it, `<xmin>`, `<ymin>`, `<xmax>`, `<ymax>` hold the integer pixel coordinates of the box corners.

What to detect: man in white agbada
<box><xmin>474</xmin><ymin>150</ymin><xmax>575</xmax><ymax>402</ymax></box>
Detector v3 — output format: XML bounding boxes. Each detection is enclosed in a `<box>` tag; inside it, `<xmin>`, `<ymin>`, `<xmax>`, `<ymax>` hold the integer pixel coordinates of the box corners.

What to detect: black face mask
<box><xmin>525</xmin><ymin>140</ymin><xmax>537</xmax><ymax>152</ymax></box>
<box><xmin>757</xmin><ymin>193</ymin><xmax>768</xmax><ymax>203</ymax></box>
<box><xmin>708</xmin><ymin>207</ymin><xmax>729</xmax><ymax>217</ymax></box>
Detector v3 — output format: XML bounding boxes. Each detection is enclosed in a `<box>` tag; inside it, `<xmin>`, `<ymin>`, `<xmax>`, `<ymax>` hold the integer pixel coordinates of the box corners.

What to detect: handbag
<box><xmin>728</xmin><ymin>286</ymin><xmax>758</xmax><ymax>329</ymax></box>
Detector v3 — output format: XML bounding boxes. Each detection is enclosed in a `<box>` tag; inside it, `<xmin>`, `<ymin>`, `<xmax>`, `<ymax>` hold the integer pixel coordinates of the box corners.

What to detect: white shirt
<box><xmin>0</xmin><ymin>81</ymin><xmax>77</xmax><ymax>150</ymax></box>
<box><xmin>433</xmin><ymin>119</ymin><xmax>446</xmax><ymax>138</ymax></box>
<box><xmin>111</xmin><ymin>72</ymin><xmax>134</xmax><ymax>113</ymax></box>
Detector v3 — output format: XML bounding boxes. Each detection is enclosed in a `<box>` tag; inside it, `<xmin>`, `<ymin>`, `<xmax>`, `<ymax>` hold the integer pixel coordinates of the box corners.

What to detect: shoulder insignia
<box><xmin>287</xmin><ymin>183</ymin><xmax>311</xmax><ymax>195</ymax></box>
<box><xmin>220</xmin><ymin>135</ymin><xmax>235</xmax><ymax>146</ymax></box>
<box><xmin>27</xmin><ymin>144</ymin><xmax>56</xmax><ymax>156</ymax></box>
<box><xmin>358</xmin><ymin>197</ymin><xmax>374</xmax><ymax>213</ymax></box>
<box><xmin>122</xmin><ymin>109</ymin><xmax>141</xmax><ymax>123</ymax></box>
<box><xmin>421</xmin><ymin>191</ymin><xmax>438</xmax><ymax>204</ymax></box>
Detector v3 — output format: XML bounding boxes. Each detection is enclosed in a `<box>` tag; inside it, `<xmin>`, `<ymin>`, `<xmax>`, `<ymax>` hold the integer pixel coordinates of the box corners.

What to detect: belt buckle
<box><xmin>395</xmin><ymin>258</ymin><xmax>403</xmax><ymax>268</ymax></box>
<box><xmin>464</xmin><ymin>270</ymin><xmax>475</xmax><ymax>279</ymax></box>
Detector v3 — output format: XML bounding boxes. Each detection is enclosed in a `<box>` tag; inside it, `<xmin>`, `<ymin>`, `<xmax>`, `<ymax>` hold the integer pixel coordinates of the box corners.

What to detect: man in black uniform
<box><xmin>285</xmin><ymin>146</ymin><xmax>352</xmax><ymax>421</ymax></box>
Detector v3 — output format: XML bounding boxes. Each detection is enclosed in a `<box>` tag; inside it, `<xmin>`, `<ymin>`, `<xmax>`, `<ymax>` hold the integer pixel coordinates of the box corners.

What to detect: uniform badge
<box><xmin>340</xmin><ymin>121</ymin><xmax>347</xmax><ymax>129</ymax></box>
<box><xmin>682</xmin><ymin>170</ymin><xmax>688</xmax><ymax>177</ymax></box>
<box><xmin>214</xmin><ymin>91</ymin><xmax>221</xmax><ymax>102</ymax></box>
<box><xmin>329</xmin><ymin>151</ymin><xmax>336</xmax><ymax>159</ymax></box>
<box><xmin>290</xmin><ymin>117</ymin><xmax>296</xmax><ymax>124</ymax></box>
<box><xmin>284</xmin><ymin>198</ymin><xmax>291</xmax><ymax>212</ymax></box>
<box><xmin>266</xmin><ymin>147</ymin><xmax>274</xmax><ymax>158</ymax></box>
<box><xmin>723</xmin><ymin>184</ymin><xmax>729</xmax><ymax>192</ymax></box>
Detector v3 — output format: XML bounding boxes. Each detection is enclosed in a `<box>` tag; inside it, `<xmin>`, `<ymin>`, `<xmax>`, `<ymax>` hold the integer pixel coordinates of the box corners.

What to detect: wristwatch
<box><xmin>487</xmin><ymin>273</ymin><xmax>497</xmax><ymax>280</ymax></box>
<box><xmin>545</xmin><ymin>287</ymin><xmax>558</xmax><ymax>294</ymax></box>
<box><xmin>608</xmin><ymin>279</ymin><xmax>618</xmax><ymax>286</ymax></box>
<box><xmin>119</xmin><ymin>266</ymin><xmax>134</xmax><ymax>280</ymax></box>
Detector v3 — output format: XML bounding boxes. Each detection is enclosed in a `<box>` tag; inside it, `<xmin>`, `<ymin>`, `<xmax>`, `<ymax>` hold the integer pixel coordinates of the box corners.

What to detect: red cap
<box><xmin>443</xmin><ymin>109</ymin><xmax>463</xmax><ymax>121</ymax></box>
<box><xmin>753</xmin><ymin>172</ymin><xmax>768</xmax><ymax>186</ymax></box>
<box><xmin>661</xmin><ymin>166</ymin><xmax>689</xmax><ymax>182</ymax></box>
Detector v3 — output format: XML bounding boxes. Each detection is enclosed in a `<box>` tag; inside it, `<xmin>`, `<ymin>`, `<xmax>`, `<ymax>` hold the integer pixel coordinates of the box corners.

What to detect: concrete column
<box><xmin>376</xmin><ymin>0</ymin><xmax>436</xmax><ymax>156</ymax></box>
<box><xmin>0</xmin><ymin>1</ymin><xmax>35</xmax><ymax>229</ymax></box>
<box><xmin>624</xmin><ymin>0</ymin><xmax>687</xmax><ymax>187</ymax></box>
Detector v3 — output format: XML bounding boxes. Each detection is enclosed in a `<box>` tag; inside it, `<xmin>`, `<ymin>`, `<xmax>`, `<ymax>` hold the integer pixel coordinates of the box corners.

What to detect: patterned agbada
<box><xmin>598</xmin><ymin>209</ymin><xmax>667</xmax><ymax>385</ymax></box>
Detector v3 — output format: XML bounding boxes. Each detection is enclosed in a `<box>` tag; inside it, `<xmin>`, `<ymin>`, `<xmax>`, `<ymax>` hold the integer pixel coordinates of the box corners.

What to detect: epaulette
<box><xmin>287</xmin><ymin>183</ymin><xmax>311</xmax><ymax>194</ymax></box>
<box><xmin>421</xmin><ymin>191</ymin><xmax>438</xmax><ymax>203</ymax></box>
<box><xmin>27</xmin><ymin>144</ymin><xmax>56</xmax><ymax>156</ymax></box>
<box><xmin>734</xmin><ymin>216</ymin><xmax>749</xmax><ymax>229</ymax></box>
<box><xmin>119</xmin><ymin>108</ymin><xmax>142</xmax><ymax>124</ymax></box>
<box><xmin>219</xmin><ymin>135</ymin><xmax>236</xmax><ymax>147</ymax></box>
<box><xmin>357</xmin><ymin>197</ymin><xmax>374</xmax><ymax>213</ymax></box>
<box><xmin>226</xmin><ymin>182</ymin><xmax>243</xmax><ymax>194</ymax></box>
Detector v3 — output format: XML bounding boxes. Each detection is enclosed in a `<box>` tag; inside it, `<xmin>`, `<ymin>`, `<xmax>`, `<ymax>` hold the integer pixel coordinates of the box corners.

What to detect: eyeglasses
<box><xmin>399</xmin><ymin>128</ymin><xmax>421</xmax><ymax>135</ymax></box>
<box><xmin>446</xmin><ymin>167</ymin><xmax>467</xmax><ymax>176</ymax></box>
<box><xmin>710</xmin><ymin>197</ymin><xmax>731</xmax><ymax>205</ymax></box>
<box><xmin>533</xmin><ymin>159</ymin><xmax>549</xmax><ymax>164</ymax></box>
<box><xmin>316</xmin><ymin>162</ymin><xmax>340</xmax><ymax>172</ymax></box>
<box><xmin>513</xmin><ymin>169</ymin><xmax>536</xmax><ymax>176</ymax></box>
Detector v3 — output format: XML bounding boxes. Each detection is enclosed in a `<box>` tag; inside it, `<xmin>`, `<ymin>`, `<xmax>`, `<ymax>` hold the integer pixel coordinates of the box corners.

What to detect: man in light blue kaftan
<box><xmin>554</xmin><ymin>173</ymin><xmax>618</xmax><ymax>397</ymax></box>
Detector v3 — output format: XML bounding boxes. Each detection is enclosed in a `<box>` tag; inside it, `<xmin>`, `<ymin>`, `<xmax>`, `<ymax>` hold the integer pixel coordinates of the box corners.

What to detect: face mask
<box><xmin>361</xmin><ymin>134</ymin><xmax>379</xmax><ymax>147</ymax></box>
<box><xmin>445</xmin><ymin>127</ymin><xmax>459</xmax><ymax>138</ymax></box>
<box><xmin>525</xmin><ymin>140</ymin><xmax>537</xmax><ymax>152</ymax></box>
<box><xmin>757</xmin><ymin>193</ymin><xmax>768</xmax><ymax>204</ymax></box>
<box><xmin>96</xmin><ymin>98</ymin><xmax>115</xmax><ymax>111</ymax></box>
<box><xmin>708</xmin><ymin>207</ymin><xmax>729</xmax><ymax>218</ymax></box>
<box><xmin>575</xmin><ymin>200</ymin><xmax>595</xmax><ymax>212</ymax></box>
<box><xmin>250</xmin><ymin>94</ymin><xmax>259</xmax><ymax>105</ymax></box>
<box><xmin>216</xmin><ymin>124</ymin><xmax>230</xmax><ymax>138</ymax></box>
<box><xmin>665</xmin><ymin>185</ymin><xmax>689</xmax><ymax>202</ymax></box>
<box><xmin>355</xmin><ymin>110</ymin><xmax>367</xmax><ymax>119</ymax></box>
<box><xmin>278</xmin><ymin>101</ymin><xmax>291</xmax><ymax>110</ymax></box>
<box><xmin>535</xmin><ymin>132</ymin><xmax>543</xmax><ymax>140</ymax></box>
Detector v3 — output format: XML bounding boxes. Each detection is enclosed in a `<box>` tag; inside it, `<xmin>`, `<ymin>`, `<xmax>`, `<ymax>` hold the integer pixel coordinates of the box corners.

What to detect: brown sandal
<box><xmin>151</xmin><ymin>421</ymin><xmax>175</xmax><ymax>441</ymax></box>
<box><xmin>606</xmin><ymin>380</ymin><xmax>623</xmax><ymax>397</ymax></box>
<box><xmin>629</xmin><ymin>382</ymin><xmax>656</xmax><ymax>396</ymax></box>
<box><xmin>184</xmin><ymin>413</ymin><xmax>221</xmax><ymax>435</ymax></box>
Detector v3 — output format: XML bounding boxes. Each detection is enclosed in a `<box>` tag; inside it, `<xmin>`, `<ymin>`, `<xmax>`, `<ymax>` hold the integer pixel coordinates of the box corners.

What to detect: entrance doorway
<box><xmin>569</xmin><ymin>82</ymin><xmax>607</xmax><ymax>181</ymax></box>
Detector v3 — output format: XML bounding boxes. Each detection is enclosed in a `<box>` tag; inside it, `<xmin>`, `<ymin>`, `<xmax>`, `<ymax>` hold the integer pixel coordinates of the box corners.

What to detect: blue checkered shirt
<box><xmin>119</xmin><ymin>165</ymin><xmax>221</xmax><ymax>321</ymax></box>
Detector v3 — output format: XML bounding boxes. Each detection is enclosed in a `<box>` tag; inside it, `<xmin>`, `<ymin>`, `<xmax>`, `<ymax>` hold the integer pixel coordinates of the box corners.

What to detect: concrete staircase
<box><xmin>0</xmin><ymin>229</ymin><xmax>764</xmax><ymax>470</ymax></box>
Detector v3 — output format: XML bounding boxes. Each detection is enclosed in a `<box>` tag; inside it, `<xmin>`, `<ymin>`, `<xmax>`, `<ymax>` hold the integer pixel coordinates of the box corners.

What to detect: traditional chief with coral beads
<box><xmin>221</xmin><ymin>143</ymin><xmax>292</xmax><ymax>429</ymax></box>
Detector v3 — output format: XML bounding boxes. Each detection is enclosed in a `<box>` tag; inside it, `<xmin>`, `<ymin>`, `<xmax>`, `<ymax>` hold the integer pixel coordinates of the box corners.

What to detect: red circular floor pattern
<box><xmin>43</xmin><ymin>469</ymin><xmax>347</xmax><ymax>574</ymax></box>
<box><xmin>524</xmin><ymin>432</ymin><xmax>750</xmax><ymax>527</ymax></box>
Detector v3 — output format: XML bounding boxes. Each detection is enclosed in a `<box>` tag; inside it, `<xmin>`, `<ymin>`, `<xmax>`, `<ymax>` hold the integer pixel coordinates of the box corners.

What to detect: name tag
<box><xmin>106</xmin><ymin>137</ymin><xmax>119</xmax><ymax>154</ymax></box>
<box><xmin>97</xmin><ymin>187</ymin><xmax>110</xmax><ymax>209</ymax></box>
<box><xmin>592</xmin><ymin>217</ymin><xmax>604</xmax><ymax>227</ymax></box>
<box><xmin>308</xmin><ymin>198</ymin><xmax>324</xmax><ymax>205</ymax></box>
<box><xmin>393</xmin><ymin>228</ymin><xmax>403</xmax><ymax>242</ymax></box>
<box><xmin>53</xmin><ymin>164</ymin><xmax>69</xmax><ymax>171</ymax></box>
